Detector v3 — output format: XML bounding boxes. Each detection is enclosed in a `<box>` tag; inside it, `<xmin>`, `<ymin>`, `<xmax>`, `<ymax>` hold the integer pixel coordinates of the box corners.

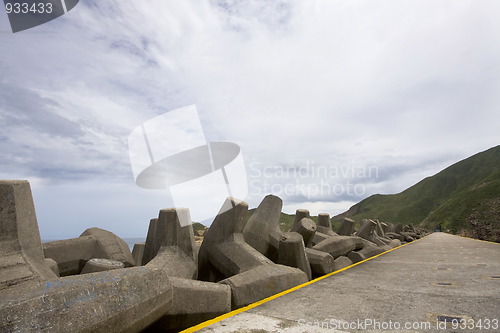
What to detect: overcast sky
<box><xmin>1</xmin><ymin>0</ymin><xmax>499</xmax><ymax>239</ymax></box>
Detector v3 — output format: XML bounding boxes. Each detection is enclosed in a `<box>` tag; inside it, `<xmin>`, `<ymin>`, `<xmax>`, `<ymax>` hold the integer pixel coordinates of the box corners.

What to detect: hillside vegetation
<box><xmin>334</xmin><ymin>145</ymin><xmax>500</xmax><ymax>241</ymax></box>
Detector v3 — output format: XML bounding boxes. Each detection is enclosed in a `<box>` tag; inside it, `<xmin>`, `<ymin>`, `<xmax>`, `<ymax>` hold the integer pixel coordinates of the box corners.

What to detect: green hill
<box><xmin>334</xmin><ymin>145</ymin><xmax>500</xmax><ymax>241</ymax></box>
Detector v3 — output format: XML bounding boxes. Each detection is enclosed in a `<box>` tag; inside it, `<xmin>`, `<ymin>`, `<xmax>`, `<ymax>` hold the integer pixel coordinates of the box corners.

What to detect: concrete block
<box><xmin>198</xmin><ymin>198</ymin><xmax>273</xmax><ymax>281</ymax></box>
<box><xmin>290</xmin><ymin>217</ymin><xmax>317</xmax><ymax>245</ymax></box>
<box><xmin>277</xmin><ymin>232</ymin><xmax>311</xmax><ymax>280</ymax></box>
<box><xmin>385</xmin><ymin>232</ymin><xmax>404</xmax><ymax>242</ymax></box>
<box><xmin>317</xmin><ymin>213</ymin><xmax>331</xmax><ymax>228</ymax></box>
<box><xmin>146</xmin><ymin>277</ymin><xmax>231</xmax><ymax>332</ymax></box>
<box><xmin>43</xmin><ymin>236</ymin><xmax>101</xmax><ymax>276</ymax></box>
<box><xmin>375</xmin><ymin>220</ymin><xmax>386</xmax><ymax>238</ymax></box>
<box><xmin>43</xmin><ymin>227</ymin><xmax>135</xmax><ymax>276</ymax></box>
<box><xmin>147</xmin><ymin>247</ymin><xmax>198</xmax><ymax>280</ymax></box>
<box><xmin>358</xmin><ymin>238</ymin><xmax>386</xmax><ymax>258</ymax></box>
<box><xmin>143</xmin><ymin>208</ymin><xmax>197</xmax><ymax>279</ymax></box>
<box><xmin>305</xmin><ymin>248</ymin><xmax>335</xmax><ymax>276</ymax></box>
<box><xmin>132</xmin><ymin>242</ymin><xmax>145</xmax><ymax>266</ymax></box>
<box><xmin>337</xmin><ymin>218</ymin><xmax>355</xmax><ymax>236</ymax></box>
<box><xmin>292</xmin><ymin>209</ymin><xmax>310</xmax><ymax>229</ymax></box>
<box><xmin>44</xmin><ymin>258</ymin><xmax>60</xmax><ymax>277</ymax></box>
<box><xmin>307</xmin><ymin>231</ymin><xmax>330</xmax><ymax>247</ymax></box>
<box><xmin>317</xmin><ymin>225</ymin><xmax>338</xmax><ymax>237</ymax></box>
<box><xmin>355</xmin><ymin>219</ymin><xmax>377</xmax><ymax>240</ymax></box>
<box><xmin>80</xmin><ymin>258</ymin><xmax>124</xmax><ymax>274</ymax></box>
<box><xmin>243</xmin><ymin>194</ymin><xmax>283</xmax><ymax>262</ymax></box>
<box><xmin>199</xmin><ymin>197</ymin><xmax>309</xmax><ymax>309</ymax></box>
<box><xmin>219</xmin><ymin>264</ymin><xmax>308</xmax><ymax>309</ymax></box>
<box><xmin>347</xmin><ymin>250</ymin><xmax>366</xmax><ymax>263</ymax></box>
<box><xmin>312</xmin><ymin>236</ymin><xmax>364</xmax><ymax>259</ymax></box>
<box><xmin>0</xmin><ymin>267</ymin><xmax>173</xmax><ymax>333</ymax></box>
<box><xmin>81</xmin><ymin>227</ymin><xmax>135</xmax><ymax>267</ymax></box>
<box><xmin>317</xmin><ymin>214</ymin><xmax>338</xmax><ymax>236</ymax></box>
<box><xmin>0</xmin><ymin>180</ymin><xmax>57</xmax><ymax>290</ymax></box>
<box><xmin>142</xmin><ymin>208</ymin><xmax>196</xmax><ymax>265</ymax></box>
<box><xmin>333</xmin><ymin>256</ymin><xmax>353</xmax><ymax>270</ymax></box>
<box><xmin>394</xmin><ymin>223</ymin><xmax>403</xmax><ymax>234</ymax></box>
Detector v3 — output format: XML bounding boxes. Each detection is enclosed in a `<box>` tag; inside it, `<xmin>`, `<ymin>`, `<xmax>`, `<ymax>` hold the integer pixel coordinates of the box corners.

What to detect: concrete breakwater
<box><xmin>0</xmin><ymin>180</ymin><xmax>428</xmax><ymax>332</ymax></box>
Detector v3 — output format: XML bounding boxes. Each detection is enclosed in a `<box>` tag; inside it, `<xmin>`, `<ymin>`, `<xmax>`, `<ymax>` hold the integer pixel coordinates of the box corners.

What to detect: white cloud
<box><xmin>1</xmin><ymin>0</ymin><xmax>499</xmax><ymax>237</ymax></box>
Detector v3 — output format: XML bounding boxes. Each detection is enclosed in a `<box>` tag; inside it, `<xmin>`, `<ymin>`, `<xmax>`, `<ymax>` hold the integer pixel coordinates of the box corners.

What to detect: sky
<box><xmin>1</xmin><ymin>0</ymin><xmax>499</xmax><ymax>239</ymax></box>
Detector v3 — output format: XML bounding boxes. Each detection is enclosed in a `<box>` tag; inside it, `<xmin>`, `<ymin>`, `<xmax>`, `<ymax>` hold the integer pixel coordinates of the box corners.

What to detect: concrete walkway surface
<box><xmin>184</xmin><ymin>233</ymin><xmax>500</xmax><ymax>332</ymax></box>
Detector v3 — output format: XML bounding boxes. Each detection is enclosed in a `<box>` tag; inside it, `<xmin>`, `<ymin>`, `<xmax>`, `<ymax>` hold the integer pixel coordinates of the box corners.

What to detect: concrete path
<box><xmin>185</xmin><ymin>233</ymin><xmax>500</xmax><ymax>332</ymax></box>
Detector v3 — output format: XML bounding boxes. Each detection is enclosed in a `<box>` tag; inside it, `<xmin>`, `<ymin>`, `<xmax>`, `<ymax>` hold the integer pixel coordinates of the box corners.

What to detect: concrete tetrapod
<box><xmin>334</xmin><ymin>256</ymin><xmax>353</xmax><ymax>270</ymax></box>
<box><xmin>290</xmin><ymin>217</ymin><xmax>317</xmax><ymax>245</ymax></box>
<box><xmin>43</xmin><ymin>227</ymin><xmax>135</xmax><ymax>276</ymax></box>
<box><xmin>243</xmin><ymin>195</ymin><xmax>314</xmax><ymax>280</ymax></box>
<box><xmin>337</xmin><ymin>218</ymin><xmax>355</xmax><ymax>236</ymax></box>
<box><xmin>347</xmin><ymin>239</ymin><xmax>386</xmax><ymax>263</ymax></box>
<box><xmin>132</xmin><ymin>242</ymin><xmax>145</xmax><ymax>266</ymax></box>
<box><xmin>277</xmin><ymin>232</ymin><xmax>312</xmax><ymax>280</ymax></box>
<box><xmin>0</xmin><ymin>180</ymin><xmax>57</xmax><ymax>290</ymax></box>
<box><xmin>305</xmin><ymin>248</ymin><xmax>335</xmax><ymax>276</ymax></box>
<box><xmin>143</xmin><ymin>208</ymin><xmax>197</xmax><ymax>280</ymax></box>
<box><xmin>0</xmin><ymin>267</ymin><xmax>174</xmax><ymax>333</ymax></box>
<box><xmin>0</xmin><ymin>180</ymin><xmax>174</xmax><ymax>333</ymax></box>
<box><xmin>356</xmin><ymin>219</ymin><xmax>377</xmax><ymax>241</ymax></box>
<box><xmin>142</xmin><ymin>208</ymin><xmax>232</xmax><ymax>330</ymax></box>
<box><xmin>242</xmin><ymin>194</ymin><xmax>283</xmax><ymax>262</ymax></box>
<box><xmin>80</xmin><ymin>258</ymin><xmax>124</xmax><ymax>274</ymax></box>
<box><xmin>312</xmin><ymin>235</ymin><xmax>364</xmax><ymax>259</ymax></box>
<box><xmin>144</xmin><ymin>277</ymin><xmax>231</xmax><ymax>332</ymax></box>
<box><xmin>316</xmin><ymin>213</ymin><xmax>338</xmax><ymax>236</ymax></box>
<box><xmin>199</xmin><ymin>197</ymin><xmax>308</xmax><ymax>309</ymax></box>
<box><xmin>308</xmin><ymin>231</ymin><xmax>333</xmax><ymax>247</ymax></box>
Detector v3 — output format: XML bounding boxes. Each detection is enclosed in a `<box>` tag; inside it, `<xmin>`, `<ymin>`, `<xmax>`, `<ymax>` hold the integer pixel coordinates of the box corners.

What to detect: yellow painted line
<box><xmin>180</xmin><ymin>235</ymin><xmax>426</xmax><ymax>333</ymax></box>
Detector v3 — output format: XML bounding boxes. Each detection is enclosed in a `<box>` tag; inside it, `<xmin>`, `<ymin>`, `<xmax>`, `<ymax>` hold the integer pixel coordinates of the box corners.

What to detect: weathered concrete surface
<box><xmin>0</xmin><ymin>267</ymin><xmax>173</xmax><ymax>333</ymax></box>
<box><xmin>198</xmin><ymin>198</ymin><xmax>274</xmax><ymax>281</ymax></box>
<box><xmin>243</xmin><ymin>194</ymin><xmax>283</xmax><ymax>262</ymax></box>
<box><xmin>144</xmin><ymin>208</ymin><xmax>197</xmax><ymax>279</ymax></box>
<box><xmin>305</xmin><ymin>248</ymin><xmax>335</xmax><ymax>276</ymax></box>
<box><xmin>193</xmin><ymin>233</ymin><xmax>500</xmax><ymax>332</ymax></box>
<box><xmin>307</xmin><ymin>231</ymin><xmax>331</xmax><ymax>248</ymax></box>
<box><xmin>198</xmin><ymin>197</ymin><xmax>308</xmax><ymax>309</ymax></box>
<box><xmin>337</xmin><ymin>217</ymin><xmax>355</xmax><ymax>236</ymax></box>
<box><xmin>145</xmin><ymin>277</ymin><xmax>231</xmax><ymax>332</ymax></box>
<box><xmin>316</xmin><ymin>213</ymin><xmax>338</xmax><ymax>237</ymax></box>
<box><xmin>0</xmin><ymin>180</ymin><xmax>57</xmax><ymax>290</ymax></box>
<box><xmin>312</xmin><ymin>236</ymin><xmax>364</xmax><ymax>259</ymax></box>
<box><xmin>81</xmin><ymin>228</ymin><xmax>135</xmax><ymax>266</ymax></box>
<box><xmin>80</xmin><ymin>258</ymin><xmax>124</xmax><ymax>274</ymax></box>
<box><xmin>290</xmin><ymin>218</ymin><xmax>317</xmax><ymax>245</ymax></box>
<box><xmin>219</xmin><ymin>264</ymin><xmax>308</xmax><ymax>310</ymax></box>
<box><xmin>333</xmin><ymin>255</ymin><xmax>352</xmax><ymax>270</ymax></box>
<box><xmin>1</xmin><ymin>180</ymin><xmax>174</xmax><ymax>333</ymax></box>
<box><xmin>132</xmin><ymin>242</ymin><xmax>145</xmax><ymax>266</ymax></box>
<box><xmin>292</xmin><ymin>209</ymin><xmax>310</xmax><ymax>228</ymax></box>
<box><xmin>277</xmin><ymin>232</ymin><xmax>311</xmax><ymax>280</ymax></box>
<box><xmin>43</xmin><ymin>228</ymin><xmax>135</xmax><ymax>276</ymax></box>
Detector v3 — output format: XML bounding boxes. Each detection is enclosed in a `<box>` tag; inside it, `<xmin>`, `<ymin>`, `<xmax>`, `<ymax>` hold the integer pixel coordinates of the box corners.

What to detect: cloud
<box><xmin>1</xmin><ymin>0</ymin><xmax>499</xmax><ymax>236</ymax></box>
